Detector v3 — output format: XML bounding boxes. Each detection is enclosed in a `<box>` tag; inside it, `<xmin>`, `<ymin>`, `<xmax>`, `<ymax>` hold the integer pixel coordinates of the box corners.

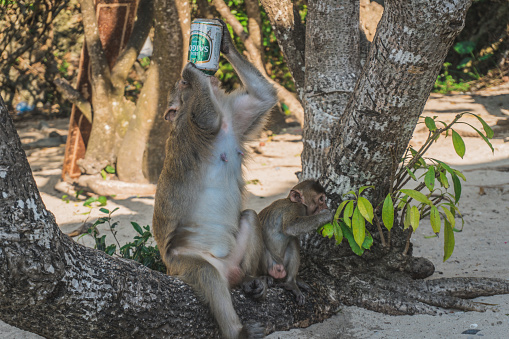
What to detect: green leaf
<box><xmin>403</xmin><ymin>207</ymin><xmax>411</xmax><ymax>230</ymax></box>
<box><xmin>451</xmin><ymin>129</ymin><xmax>466</xmax><ymax>158</ymax></box>
<box><xmin>105</xmin><ymin>165</ymin><xmax>116</xmax><ymax>174</ymax></box>
<box><xmin>410</xmin><ymin>205</ymin><xmax>420</xmax><ymax>231</ymax></box>
<box><xmin>334</xmin><ymin>200</ymin><xmax>351</xmax><ymax>221</ymax></box>
<box><xmin>362</xmin><ymin>230</ymin><xmax>373</xmax><ymax>250</ymax></box>
<box><xmin>333</xmin><ymin>220</ymin><xmax>343</xmax><ymax>245</ymax></box>
<box><xmin>453</xmin><ymin>169</ymin><xmax>466</xmax><ymax>181</ymax></box>
<box><xmin>344</xmin><ymin>201</ymin><xmax>354</xmax><ymax>227</ymax></box>
<box><xmin>382</xmin><ymin>193</ymin><xmax>394</xmax><ymax>231</ymax></box>
<box><xmin>456</xmin><ymin>56</ymin><xmax>472</xmax><ymax>69</ymax></box>
<box><xmin>462</xmin><ymin>123</ymin><xmax>494</xmax><ymax>152</ymax></box>
<box><xmin>430</xmin><ymin>206</ymin><xmax>441</xmax><ymax>234</ymax></box>
<box><xmin>98</xmin><ymin>196</ymin><xmax>107</xmax><ymax>206</ymax></box>
<box><xmin>399</xmin><ymin>189</ymin><xmax>433</xmax><ymax>205</ymax></box>
<box><xmin>131</xmin><ymin>222</ymin><xmax>144</xmax><ymax>235</ymax></box>
<box><xmin>439</xmin><ymin>171</ymin><xmax>449</xmax><ymax>188</ymax></box>
<box><xmin>424</xmin><ymin>117</ymin><xmax>437</xmax><ymax>131</ymax></box>
<box><xmin>397</xmin><ymin>195</ymin><xmax>408</xmax><ymax>210</ymax></box>
<box><xmin>443</xmin><ymin>220</ymin><xmax>455</xmax><ymax>261</ymax></box>
<box><xmin>441</xmin><ymin>206</ymin><xmax>456</xmax><ymax>229</ymax></box>
<box><xmin>345</xmin><ymin>190</ymin><xmax>357</xmax><ymax>198</ymax></box>
<box><xmin>319</xmin><ymin>223</ymin><xmax>334</xmax><ymax>239</ymax></box>
<box><xmin>479</xmin><ymin>53</ymin><xmax>493</xmax><ymax>61</ymax></box>
<box><xmin>99</xmin><ymin>208</ymin><xmax>110</xmax><ymax>214</ymax></box>
<box><xmin>357</xmin><ymin>197</ymin><xmax>374</xmax><ymax>224</ymax></box>
<box><xmin>101</xmin><ymin>169</ymin><xmax>107</xmax><ymax>180</ymax></box>
<box><xmin>339</xmin><ymin>221</ymin><xmax>365</xmax><ymax>256</ymax></box>
<box><xmin>453</xmin><ymin>41</ymin><xmax>475</xmax><ymax>55</ymax></box>
<box><xmin>424</xmin><ymin>167</ymin><xmax>436</xmax><ymax>191</ymax></box>
<box><xmin>352</xmin><ymin>206</ymin><xmax>366</xmax><ymax>247</ymax></box>
<box><xmin>83</xmin><ymin>197</ymin><xmax>97</xmax><ymax>207</ymax></box>
<box><xmin>405</xmin><ymin>167</ymin><xmax>417</xmax><ymax>181</ymax></box>
<box><xmin>451</xmin><ymin>173</ymin><xmax>462</xmax><ymax>204</ymax></box>
<box><xmin>472</xmin><ymin>114</ymin><xmax>494</xmax><ymax>139</ymax></box>
<box><xmin>358</xmin><ymin>185</ymin><xmax>374</xmax><ymax>195</ymax></box>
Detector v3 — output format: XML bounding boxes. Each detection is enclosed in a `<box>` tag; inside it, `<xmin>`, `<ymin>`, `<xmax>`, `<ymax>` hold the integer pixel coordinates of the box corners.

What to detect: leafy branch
<box><xmin>321</xmin><ymin>112</ymin><xmax>494</xmax><ymax>261</ymax></box>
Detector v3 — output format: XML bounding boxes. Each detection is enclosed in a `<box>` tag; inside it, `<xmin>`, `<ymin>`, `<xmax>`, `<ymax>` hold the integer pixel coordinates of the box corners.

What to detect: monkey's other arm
<box><xmin>283</xmin><ymin>205</ymin><xmax>333</xmax><ymax>237</ymax></box>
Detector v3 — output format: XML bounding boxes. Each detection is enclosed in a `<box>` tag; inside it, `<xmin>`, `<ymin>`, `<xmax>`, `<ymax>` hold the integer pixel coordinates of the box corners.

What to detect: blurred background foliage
<box><xmin>0</xmin><ymin>0</ymin><xmax>507</xmax><ymax>120</ymax></box>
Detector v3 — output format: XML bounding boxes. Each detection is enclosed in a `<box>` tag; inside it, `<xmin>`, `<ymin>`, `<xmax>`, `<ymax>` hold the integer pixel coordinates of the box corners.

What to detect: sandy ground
<box><xmin>2</xmin><ymin>83</ymin><xmax>509</xmax><ymax>338</ymax></box>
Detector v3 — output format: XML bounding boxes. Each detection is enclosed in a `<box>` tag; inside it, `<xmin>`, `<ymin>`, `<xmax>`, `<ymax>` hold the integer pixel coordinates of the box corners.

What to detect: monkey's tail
<box><xmin>168</xmin><ymin>255</ymin><xmax>244</xmax><ymax>339</ymax></box>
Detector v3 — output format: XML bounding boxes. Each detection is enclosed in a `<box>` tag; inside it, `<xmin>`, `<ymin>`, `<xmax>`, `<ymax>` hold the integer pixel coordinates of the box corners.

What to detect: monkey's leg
<box><xmin>169</xmin><ymin>255</ymin><xmax>265</xmax><ymax>339</ymax></box>
<box><xmin>239</xmin><ymin>209</ymin><xmax>270</xmax><ymax>299</ymax></box>
<box><xmin>281</xmin><ymin>238</ymin><xmax>306</xmax><ymax>306</ymax></box>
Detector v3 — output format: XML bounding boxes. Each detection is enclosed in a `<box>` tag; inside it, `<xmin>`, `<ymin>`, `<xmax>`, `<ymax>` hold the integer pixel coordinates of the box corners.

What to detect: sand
<box><xmin>2</xmin><ymin>83</ymin><xmax>509</xmax><ymax>338</ymax></box>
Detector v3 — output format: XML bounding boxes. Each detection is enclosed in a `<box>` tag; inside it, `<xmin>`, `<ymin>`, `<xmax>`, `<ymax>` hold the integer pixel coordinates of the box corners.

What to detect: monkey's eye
<box><xmin>319</xmin><ymin>196</ymin><xmax>325</xmax><ymax>203</ymax></box>
<box><xmin>180</xmin><ymin>80</ymin><xmax>189</xmax><ymax>86</ymax></box>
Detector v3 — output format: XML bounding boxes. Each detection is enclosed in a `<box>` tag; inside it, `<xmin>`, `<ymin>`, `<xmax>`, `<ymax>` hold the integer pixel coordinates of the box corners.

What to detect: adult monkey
<box><xmin>153</xmin><ymin>20</ymin><xmax>277</xmax><ymax>339</ymax></box>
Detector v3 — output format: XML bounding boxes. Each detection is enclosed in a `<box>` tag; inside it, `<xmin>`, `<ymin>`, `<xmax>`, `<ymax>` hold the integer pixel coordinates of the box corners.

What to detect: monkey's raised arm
<box><xmin>218</xmin><ymin>20</ymin><xmax>277</xmax><ymax>137</ymax></box>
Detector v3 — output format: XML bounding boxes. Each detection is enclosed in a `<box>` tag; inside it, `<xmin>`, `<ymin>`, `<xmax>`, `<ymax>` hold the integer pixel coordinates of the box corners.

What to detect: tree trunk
<box><xmin>300</xmin><ymin>0</ymin><xmax>362</xmax><ymax>180</ymax></box>
<box><xmin>76</xmin><ymin>0</ymin><xmax>152</xmax><ymax>175</ymax></box>
<box><xmin>259</xmin><ymin>0</ymin><xmax>306</xmax><ymax>98</ymax></box>
<box><xmin>117</xmin><ymin>0</ymin><xmax>187</xmax><ymax>183</ymax></box>
<box><xmin>142</xmin><ymin>0</ymin><xmax>190</xmax><ymax>183</ymax></box>
<box><xmin>321</xmin><ymin>0</ymin><xmax>473</xmax><ymax>205</ymax></box>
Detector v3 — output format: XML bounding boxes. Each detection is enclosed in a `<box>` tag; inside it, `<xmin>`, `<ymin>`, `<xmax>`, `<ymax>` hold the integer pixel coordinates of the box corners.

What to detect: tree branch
<box><xmin>54</xmin><ymin>78</ymin><xmax>93</xmax><ymax>122</ymax></box>
<box><xmin>78</xmin><ymin>0</ymin><xmax>112</xmax><ymax>87</ymax></box>
<box><xmin>259</xmin><ymin>0</ymin><xmax>306</xmax><ymax>96</ymax></box>
<box><xmin>111</xmin><ymin>0</ymin><xmax>155</xmax><ymax>89</ymax></box>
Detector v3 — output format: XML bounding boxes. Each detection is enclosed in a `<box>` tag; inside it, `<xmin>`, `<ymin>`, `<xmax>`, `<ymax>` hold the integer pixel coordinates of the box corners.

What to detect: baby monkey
<box><xmin>258</xmin><ymin>180</ymin><xmax>333</xmax><ymax>305</ymax></box>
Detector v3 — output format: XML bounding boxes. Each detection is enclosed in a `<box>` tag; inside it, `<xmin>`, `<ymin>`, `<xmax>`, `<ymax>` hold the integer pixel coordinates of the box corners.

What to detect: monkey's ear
<box><xmin>289</xmin><ymin>190</ymin><xmax>303</xmax><ymax>204</ymax></box>
<box><xmin>164</xmin><ymin>107</ymin><xmax>178</xmax><ymax>121</ymax></box>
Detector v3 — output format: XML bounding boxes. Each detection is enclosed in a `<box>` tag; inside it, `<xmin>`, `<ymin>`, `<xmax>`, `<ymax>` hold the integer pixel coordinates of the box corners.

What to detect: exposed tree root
<box><xmin>55</xmin><ymin>175</ymin><xmax>156</xmax><ymax>197</ymax></box>
<box><xmin>295</xmin><ymin>249</ymin><xmax>509</xmax><ymax>322</ymax></box>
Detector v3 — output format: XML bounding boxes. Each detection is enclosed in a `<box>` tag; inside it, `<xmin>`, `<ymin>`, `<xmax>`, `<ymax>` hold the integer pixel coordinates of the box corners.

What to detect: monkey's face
<box><xmin>289</xmin><ymin>186</ymin><xmax>328</xmax><ymax>216</ymax></box>
<box><xmin>164</xmin><ymin>63</ymin><xmax>220</xmax><ymax>122</ymax></box>
<box><xmin>305</xmin><ymin>192</ymin><xmax>327</xmax><ymax>216</ymax></box>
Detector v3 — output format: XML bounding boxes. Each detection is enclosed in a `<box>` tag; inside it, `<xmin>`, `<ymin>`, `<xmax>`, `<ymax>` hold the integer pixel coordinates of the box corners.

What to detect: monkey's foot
<box><xmin>239</xmin><ymin>321</ymin><xmax>265</xmax><ymax>339</ymax></box>
<box><xmin>268</xmin><ymin>264</ymin><xmax>287</xmax><ymax>279</ymax></box>
<box><xmin>242</xmin><ymin>277</ymin><xmax>268</xmax><ymax>300</ymax></box>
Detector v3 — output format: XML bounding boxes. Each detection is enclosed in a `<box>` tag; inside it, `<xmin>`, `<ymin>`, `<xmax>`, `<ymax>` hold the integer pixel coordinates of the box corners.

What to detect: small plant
<box><xmin>434</xmin><ymin>62</ymin><xmax>470</xmax><ymax>94</ymax></box>
<box><xmin>101</xmin><ymin>165</ymin><xmax>116</xmax><ymax>180</ymax></box>
<box><xmin>83</xmin><ymin>208</ymin><xmax>165</xmax><ymax>273</ymax></box>
<box><xmin>321</xmin><ymin>112</ymin><xmax>494</xmax><ymax>261</ymax></box>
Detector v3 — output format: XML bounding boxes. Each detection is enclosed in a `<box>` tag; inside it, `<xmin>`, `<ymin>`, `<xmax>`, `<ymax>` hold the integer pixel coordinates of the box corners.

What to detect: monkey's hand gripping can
<box><xmin>188</xmin><ymin>19</ymin><xmax>222</xmax><ymax>76</ymax></box>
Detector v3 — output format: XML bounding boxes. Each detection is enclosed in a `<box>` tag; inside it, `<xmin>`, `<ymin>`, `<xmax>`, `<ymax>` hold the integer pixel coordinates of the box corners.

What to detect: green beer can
<box><xmin>188</xmin><ymin>19</ymin><xmax>222</xmax><ymax>76</ymax></box>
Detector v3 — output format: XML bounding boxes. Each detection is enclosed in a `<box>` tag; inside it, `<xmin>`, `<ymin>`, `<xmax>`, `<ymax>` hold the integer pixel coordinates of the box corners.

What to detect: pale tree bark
<box><xmin>301</xmin><ymin>0</ymin><xmax>362</xmax><ymax>180</ymax></box>
<box><xmin>211</xmin><ymin>0</ymin><xmax>305</xmax><ymax>125</ymax></box>
<box><xmin>321</xmin><ymin>0</ymin><xmax>474</xmax><ymax>205</ymax></box>
<box><xmin>117</xmin><ymin>0</ymin><xmax>189</xmax><ymax>183</ymax></box>
<box><xmin>77</xmin><ymin>0</ymin><xmax>153</xmax><ymax>175</ymax></box>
